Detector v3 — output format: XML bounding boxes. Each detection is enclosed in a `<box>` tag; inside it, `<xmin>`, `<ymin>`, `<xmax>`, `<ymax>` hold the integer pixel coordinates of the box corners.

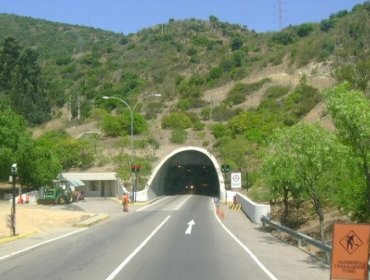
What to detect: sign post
<box><xmin>10</xmin><ymin>163</ymin><xmax>17</xmax><ymax>236</ymax></box>
<box><xmin>330</xmin><ymin>223</ymin><xmax>369</xmax><ymax>280</ymax></box>
<box><xmin>221</xmin><ymin>164</ymin><xmax>230</xmax><ymax>204</ymax></box>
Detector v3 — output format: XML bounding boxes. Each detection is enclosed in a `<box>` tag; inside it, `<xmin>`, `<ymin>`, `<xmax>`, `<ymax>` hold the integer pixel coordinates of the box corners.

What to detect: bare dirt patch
<box><xmin>0</xmin><ymin>202</ymin><xmax>92</xmax><ymax>239</ymax></box>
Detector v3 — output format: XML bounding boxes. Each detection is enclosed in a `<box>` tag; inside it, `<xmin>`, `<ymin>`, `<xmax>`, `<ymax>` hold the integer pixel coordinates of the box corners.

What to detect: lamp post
<box><xmin>103</xmin><ymin>93</ymin><xmax>161</xmax><ymax>202</ymax></box>
<box><xmin>10</xmin><ymin>163</ymin><xmax>17</xmax><ymax>236</ymax></box>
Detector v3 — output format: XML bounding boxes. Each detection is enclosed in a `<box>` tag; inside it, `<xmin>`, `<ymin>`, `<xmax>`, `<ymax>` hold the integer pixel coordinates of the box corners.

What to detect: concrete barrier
<box><xmin>236</xmin><ymin>192</ymin><xmax>270</xmax><ymax>224</ymax></box>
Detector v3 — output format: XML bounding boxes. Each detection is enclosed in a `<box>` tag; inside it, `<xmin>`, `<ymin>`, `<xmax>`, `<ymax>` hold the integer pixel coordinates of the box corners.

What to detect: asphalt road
<box><xmin>0</xmin><ymin>195</ymin><xmax>275</xmax><ymax>280</ymax></box>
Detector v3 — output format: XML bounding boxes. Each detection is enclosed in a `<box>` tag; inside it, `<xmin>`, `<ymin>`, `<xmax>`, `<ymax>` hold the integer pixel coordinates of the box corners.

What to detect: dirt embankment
<box><xmin>0</xmin><ymin>202</ymin><xmax>90</xmax><ymax>239</ymax></box>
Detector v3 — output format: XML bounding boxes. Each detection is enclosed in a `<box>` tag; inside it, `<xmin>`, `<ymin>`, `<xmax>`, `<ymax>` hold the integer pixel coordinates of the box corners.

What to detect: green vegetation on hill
<box><xmin>0</xmin><ymin>3</ymin><xmax>369</xmax><ymax>225</ymax></box>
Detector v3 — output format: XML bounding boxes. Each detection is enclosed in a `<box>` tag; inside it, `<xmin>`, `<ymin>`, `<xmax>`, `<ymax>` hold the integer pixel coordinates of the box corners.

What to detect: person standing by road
<box><xmin>122</xmin><ymin>192</ymin><xmax>130</xmax><ymax>212</ymax></box>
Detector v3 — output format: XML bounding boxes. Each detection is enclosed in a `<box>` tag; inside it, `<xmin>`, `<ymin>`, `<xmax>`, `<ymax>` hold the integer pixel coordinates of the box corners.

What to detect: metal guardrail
<box><xmin>261</xmin><ymin>216</ymin><xmax>331</xmax><ymax>263</ymax></box>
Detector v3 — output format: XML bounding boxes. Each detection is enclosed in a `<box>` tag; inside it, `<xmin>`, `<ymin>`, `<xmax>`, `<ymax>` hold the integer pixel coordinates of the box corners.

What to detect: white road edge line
<box><xmin>105</xmin><ymin>215</ymin><xmax>171</xmax><ymax>280</ymax></box>
<box><xmin>136</xmin><ymin>196</ymin><xmax>169</xmax><ymax>212</ymax></box>
<box><xmin>213</xmin><ymin>201</ymin><xmax>279</xmax><ymax>280</ymax></box>
<box><xmin>0</xmin><ymin>228</ymin><xmax>88</xmax><ymax>261</ymax></box>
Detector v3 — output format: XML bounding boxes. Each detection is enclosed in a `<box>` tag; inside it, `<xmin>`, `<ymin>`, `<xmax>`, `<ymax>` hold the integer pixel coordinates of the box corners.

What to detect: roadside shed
<box><xmin>61</xmin><ymin>172</ymin><xmax>125</xmax><ymax>198</ymax></box>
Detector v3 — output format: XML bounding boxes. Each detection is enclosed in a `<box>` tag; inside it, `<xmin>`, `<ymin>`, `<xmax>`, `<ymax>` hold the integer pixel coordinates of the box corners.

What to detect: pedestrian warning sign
<box><xmin>330</xmin><ymin>224</ymin><xmax>369</xmax><ymax>280</ymax></box>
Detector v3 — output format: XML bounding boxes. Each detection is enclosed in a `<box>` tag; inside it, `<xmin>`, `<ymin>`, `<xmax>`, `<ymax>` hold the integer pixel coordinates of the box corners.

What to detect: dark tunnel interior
<box><xmin>153</xmin><ymin>151</ymin><xmax>220</xmax><ymax>197</ymax></box>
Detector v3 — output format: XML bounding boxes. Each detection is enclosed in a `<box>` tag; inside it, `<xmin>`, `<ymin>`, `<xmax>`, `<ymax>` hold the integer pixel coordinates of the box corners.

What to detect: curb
<box><xmin>73</xmin><ymin>214</ymin><xmax>110</xmax><ymax>227</ymax></box>
<box><xmin>0</xmin><ymin>232</ymin><xmax>36</xmax><ymax>244</ymax></box>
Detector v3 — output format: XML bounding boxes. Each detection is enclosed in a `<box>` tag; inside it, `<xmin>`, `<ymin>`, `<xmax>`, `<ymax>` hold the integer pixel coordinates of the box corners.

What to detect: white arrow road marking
<box><xmin>185</xmin><ymin>219</ymin><xmax>195</xmax><ymax>235</ymax></box>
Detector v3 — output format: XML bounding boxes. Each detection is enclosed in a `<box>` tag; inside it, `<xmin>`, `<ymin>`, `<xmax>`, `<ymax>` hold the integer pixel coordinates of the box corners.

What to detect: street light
<box><xmin>103</xmin><ymin>93</ymin><xmax>161</xmax><ymax>202</ymax></box>
<box><xmin>10</xmin><ymin>163</ymin><xmax>17</xmax><ymax>236</ymax></box>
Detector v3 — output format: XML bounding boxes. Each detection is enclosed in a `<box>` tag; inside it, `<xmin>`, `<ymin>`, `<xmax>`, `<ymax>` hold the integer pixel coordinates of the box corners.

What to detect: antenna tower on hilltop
<box><xmin>275</xmin><ymin>0</ymin><xmax>287</xmax><ymax>30</ymax></box>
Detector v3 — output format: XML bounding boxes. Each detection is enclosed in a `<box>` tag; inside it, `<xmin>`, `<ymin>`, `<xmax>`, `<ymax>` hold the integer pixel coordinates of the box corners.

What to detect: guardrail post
<box><xmin>261</xmin><ymin>216</ymin><xmax>265</xmax><ymax>228</ymax></box>
<box><xmin>259</xmin><ymin>215</ymin><xmax>332</xmax><ymax>264</ymax></box>
<box><xmin>325</xmin><ymin>251</ymin><xmax>330</xmax><ymax>265</ymax></box>
<box><xmin>297</xmin><ymin>238</ymin><xmax>302</xmax><ymax>248</ymax></box>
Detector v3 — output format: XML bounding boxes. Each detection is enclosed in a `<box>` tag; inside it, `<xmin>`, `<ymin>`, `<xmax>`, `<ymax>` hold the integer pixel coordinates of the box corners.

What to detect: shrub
<box><xmin>295</xmin><ymin>23</ymin><xmax>314</xmax><ymax>37</ymax></box>
<box><xmin>272</xmin><ymin>31</ymin><xmax>295</xmax><ymax>45</ymax></box>
<box><xmin>226</xmin><ymin>79</ymin><xmax>271</xmax><ymax>105</ymax></box>
<box><xmin>320</xmin><ymin>19</ymin><xmax>336</xmax><ymax>32</ymax></box>
<box><xmin>211</xmin><ymin>104</ymin><xmax>237</xmax><ymax>121</ymax></box>
<box><xmin>264</xmin><ymin>85</ymin><xmax>290</xmax><ymax>99</ymax></box>
<box><xmin>101</xmin><ymin>115</ymin><xmax>121</xmax><ymax>137</ymax></box>
<box><xmin>161</xmin><ymin>112</ymin><xmax>192</xmax><ymax>129</ymax></box>
<box><xmin>208</xmin><ymin>66</ymin><xmax>223</xmax><ymax>80</ymax></box>
<box><xmin>230</xmin><ymin>37</ymin><xmax>243</xmax><ymax>51</ymax></box>
<box><xmin>177</xmin><ymin>99</ymin><xmax>191</xmax><ymax>110</ymax></box>
<box><xmin>55</xmin><ymin>56</ymin><xmax>72</xmax><ymax>66</ymax></box>
<box><xmin>170</xmin><ymin>129</ymin><xmax>187</xmax><ymax>143</ymax></box>
<box><xmin>211</xmin><ymin>123</ymin><xmax>231</xmax><ymax>139</ymax></box>
<box><xmin>283</xmin><ymin>82</ymin><xmax>320</xmax><ymax>121</ymax></box>
<box><xmin>193</xmin><ymin>121</ymin><xmax>205</xmax><ymax>131</ymax></box>
<box><xmin>187</xmin><ymin>47</ymin><xmax>197</xmax><ymax>56</ymax></box>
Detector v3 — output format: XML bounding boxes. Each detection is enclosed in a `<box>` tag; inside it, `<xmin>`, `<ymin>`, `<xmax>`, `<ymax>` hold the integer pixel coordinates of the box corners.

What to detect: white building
<box><xmin>61</xmin><ymin>172</ymin><xmax>126</xmax><ymax>198</ymax></box>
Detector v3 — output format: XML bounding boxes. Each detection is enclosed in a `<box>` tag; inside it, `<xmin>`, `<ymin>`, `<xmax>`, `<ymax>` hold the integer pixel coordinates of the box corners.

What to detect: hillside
<box><xmin>0</xmin><ymin>3</ymin><xmax>368</xmax><ymax>170</ymax></box>
<box><xmin>0</xmin><ymin>3</ymin><xmax>369</xmax><ymax>231</ymax></box>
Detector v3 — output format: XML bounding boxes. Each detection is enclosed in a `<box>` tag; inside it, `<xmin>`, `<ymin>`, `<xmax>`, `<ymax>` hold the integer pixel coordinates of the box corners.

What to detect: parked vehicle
<box><xmin>37</xmin><ymin>180</ymin><xmax>75</xmax><ymax>205</ymax></box>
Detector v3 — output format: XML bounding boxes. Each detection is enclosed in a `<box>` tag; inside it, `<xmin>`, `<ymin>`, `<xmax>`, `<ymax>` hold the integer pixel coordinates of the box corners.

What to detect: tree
<box><xmin>0</xmin><ymin>148</ymin><xmax>13</xmax><ymax>182</ymax></box>
<box><xmin>263</xmin><ymin>123</ymin><xmax>344</xmax><ymax>241</ymax></box>
<box><xmin>230</xmin><ymin>37</ymin><xmax>243</xmax><ymax>51</ymax></box>
<box><xmin>0</xmin><ymin>37</ymin><xmax>21</xmax><ymax>90</ymax></box>
<box><xmin>11</xmin><ymin>48</ymin><xmax>51</xmax><ymax>125</ymax></box>
<box><xmin>334</xmin><ymin>60</ymin><xmax>370</xmax><ymax>92</ymax></box>
<box><xmin>36</xmin><ymin>130</ymin><xmax>95</xmax><ymax>170</ymax></box>
<box><xmin>209</xmin><ymin>15</ymin><xmax>219</xmax><ymax>24</ymax></box>
<box><xmin>295</xmin><ymin>23</ymin><xmax>314</xmax><ymax>37</ymax></box>
<box><xmin>263</xmin><ymin>149</ymin><xmax>303</xmax><ymax>225</ymax></box>
<box><xmin>217</xmin><ymin>136</ymin><xmax>257</xmax><ymax>190</ymax></box>
<box><xmin>161</xmin><ymin>112</ymin><xmax>192</xmax><ymax>129</ymax></box>
<box><xmin>16</xmin><ymin>137</ymin><xmax>61</xmax><ymax>189</ymax></box>
<box><xmin>325</xmin><ymin>84</ymin><xmax>370</xmax><ymax>221</ymax></box>
<box><xmin>0</xmin><ymin>108</ymin><xmax>27</xmax><ymax>151</ymax></box>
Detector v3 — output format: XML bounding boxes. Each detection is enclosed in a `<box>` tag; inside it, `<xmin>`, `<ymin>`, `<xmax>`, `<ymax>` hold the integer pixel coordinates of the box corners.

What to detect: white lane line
<box><xmin>174</xmin><ymin>195</ymin><xmax>191</xmax><ymax>210</ymax></box>
<box><xmin>213</xmin><ymin>202</ymin><xmax>279</xmax><ymax>280</ymax></box>
<box><xmin>0</xmin><ymin>228</ymin><xmax>88</xmax><ymax>261</ymax></box>
<box><xmin>136</xmin><ymin>196</ymin><xmax>169</xmax><ymax>212</ymax></box>
<box><xmin>105</xmin><ymin>215</ymin><xmax>171</xmax><ymax>280</ymax></box>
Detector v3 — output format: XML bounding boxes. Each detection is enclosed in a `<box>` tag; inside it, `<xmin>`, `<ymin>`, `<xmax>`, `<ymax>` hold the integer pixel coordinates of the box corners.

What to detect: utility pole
<box><xmin>10</xmin><ymin>163</ymin><xmax>17</xmax><ymax>236</ymax></box>
<box><xmin>68</xmin><ymin>95</ymin><xmax>72</xmax><ymax>122</ymax></box>
<box><xmin>77</xmin><ymin>92</ymin><xmax>80</xmax><ymax>120</ymax></box>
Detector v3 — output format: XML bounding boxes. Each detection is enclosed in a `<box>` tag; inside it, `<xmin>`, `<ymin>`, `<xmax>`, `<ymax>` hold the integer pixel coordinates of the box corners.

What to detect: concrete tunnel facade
<box><xmin>136</xmin><ymin>147</ymin><xmax>226</xmax><ymax>201</ymax></box>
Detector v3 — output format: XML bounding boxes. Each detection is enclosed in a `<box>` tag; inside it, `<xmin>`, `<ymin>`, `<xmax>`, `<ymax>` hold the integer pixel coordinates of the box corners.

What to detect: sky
<box><xmin>1</xmin><ymin>0</ymin><xmax>368</xmax><ymax>34</ymax></box>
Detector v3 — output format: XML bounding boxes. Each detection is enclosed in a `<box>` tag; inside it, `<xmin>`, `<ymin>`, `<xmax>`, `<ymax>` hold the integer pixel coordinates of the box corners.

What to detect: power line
<box><xmin>274</xmin><ymin>0</ymin><xmax>287</xmax><ymax>30</ymax></box>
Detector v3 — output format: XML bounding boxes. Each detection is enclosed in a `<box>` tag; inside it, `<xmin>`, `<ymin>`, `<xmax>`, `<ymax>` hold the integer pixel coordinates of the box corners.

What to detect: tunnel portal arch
<box><xmin>136</xmin><ymin>147</ymin><xmax>225</xmax><ymax>201</ymax></box>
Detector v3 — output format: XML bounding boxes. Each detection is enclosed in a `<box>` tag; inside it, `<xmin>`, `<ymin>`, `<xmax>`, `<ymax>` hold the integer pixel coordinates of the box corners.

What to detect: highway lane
<box><xmin>0</xmin><ymin>195</ymin><xmax>276</xmax><ymax>280</ymax></box>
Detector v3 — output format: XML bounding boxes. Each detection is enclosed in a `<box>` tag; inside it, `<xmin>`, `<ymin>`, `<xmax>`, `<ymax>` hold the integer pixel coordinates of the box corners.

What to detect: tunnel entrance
<box><xmin>140</xmin><ymin>147</ymin><xmax>224</xmax><ymax>201</ymax></box>
<box><xmin>163</xmin><ymin>151</ymin><xmax>219</xmax><ymax>196</ymax></box>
